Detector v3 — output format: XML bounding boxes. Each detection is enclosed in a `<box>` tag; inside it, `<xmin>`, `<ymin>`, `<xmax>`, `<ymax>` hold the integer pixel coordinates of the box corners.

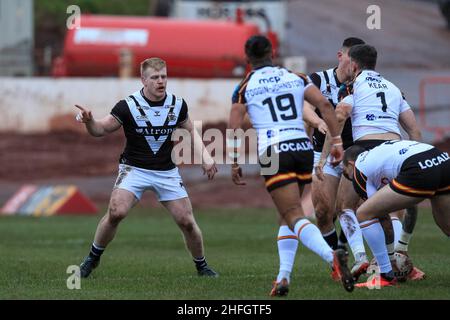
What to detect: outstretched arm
<box><xmin>303</xmin><ymin>101</ymin><xmax>328</xmax><ymax>135</ymax></box>
<box><xmin>75</xmin><ymin>105</ymin><xmax>121</xmax><ymax>137</ymax></box>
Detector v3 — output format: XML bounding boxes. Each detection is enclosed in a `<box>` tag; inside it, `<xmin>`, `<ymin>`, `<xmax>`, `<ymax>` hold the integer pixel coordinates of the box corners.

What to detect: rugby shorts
<box><xmin>114</xmin><ymin>164</ymin><xmax>188</xmax><ymax>201</ymax></box>
<box><xmin>313</xmin><ymin>151</ymin><xmax>344</xmax><ymax>178</ymax></box>
<box><xmin>390</xmin><ymin>148</ymin><xmax>450</xmax><ymax>198</ymax></box>
<box><xmin>259</xmin><ymin>138</ymin><xmax>313</xmax><ymax>192</ymax></box>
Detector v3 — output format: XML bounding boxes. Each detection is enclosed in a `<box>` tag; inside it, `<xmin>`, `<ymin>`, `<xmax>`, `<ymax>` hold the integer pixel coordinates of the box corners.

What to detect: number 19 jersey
<box><xmin>341</xmin><ymin>70</ymin><xmax>411</xmax><ymax>141</ymax></box>
<box><xmin>232</xmin><ymin>65</ymin><xmax>311</xmax><ymax>155</ymax></box>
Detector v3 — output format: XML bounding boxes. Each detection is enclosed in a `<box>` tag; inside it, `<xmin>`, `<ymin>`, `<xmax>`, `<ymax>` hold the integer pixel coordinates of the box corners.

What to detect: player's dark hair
<box><xmin>342</xmin><ymin>37</ymin><xmax>365</xmax><ymax>48</ymax></box>
<box><xmin>245</xmin><ymin>35</ymin><xmax>273</xmax><ymax>65</ymax></box>
<box><xmin>343</xmin><ymin>145</ymin><xmax>366</xmax><ymax>166</ymax></box>
<box><xmin>348</xmin><ymin>44</ymin><xmax>377</xmax><ymax>70</ymax></box>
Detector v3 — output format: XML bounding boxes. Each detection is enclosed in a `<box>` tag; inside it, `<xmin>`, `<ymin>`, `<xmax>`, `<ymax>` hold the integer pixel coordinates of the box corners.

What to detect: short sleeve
<box><xmin>110</xmin><ymin>100</ymin><xmax>128</xmax><ymax>124</ymax></box>
<box><xmin>340</xmin><ymin>94</ymin><xmax>354</xmax><ymax>108</ymax></box>
<box><xmin>309</xmin><ymin>72</ymin><xmax>322</xmax><ymax>88</ymax></box>
<box><xmin>231</xmin><ymin>84</ymin><xmax>241</xmax><ymax>104</ymax></box>
<box><xmin>178</xmin><ymin>99</ymin><xmax>188</xmax><ymax>124</ymax></box>
<box><xmin>400</xmin><ymin>95</ymin><xmax>411</xmax><ymax>113</ymax></box>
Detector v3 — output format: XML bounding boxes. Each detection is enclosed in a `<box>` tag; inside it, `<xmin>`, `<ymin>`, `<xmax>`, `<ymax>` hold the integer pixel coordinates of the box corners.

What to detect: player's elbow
<box><xmin>335</xmin><ymin>105</ymin><xmax>349</xmax><ymax>123</ymax></box>
<box><xmin>408</xmin><ymin>128</ymin><xmax>422</xmax><ymax>142</ymax></box>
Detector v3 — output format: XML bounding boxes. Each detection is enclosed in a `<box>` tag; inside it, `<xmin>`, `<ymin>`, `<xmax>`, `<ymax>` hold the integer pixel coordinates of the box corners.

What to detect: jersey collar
<box><xmin>140</xmin><ymin>88</ymin><xmax>167</xmax><ymax>107</ymax></box>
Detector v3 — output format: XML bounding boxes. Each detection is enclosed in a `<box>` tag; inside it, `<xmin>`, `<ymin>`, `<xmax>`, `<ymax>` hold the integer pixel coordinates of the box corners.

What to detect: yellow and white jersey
<box><xmin>232</xmin><ymin>65</ymin><xmax>311</xmax><ymax>155</ymax></box>
<box><xmin>341</xmin><ymin>70</ymin><xmax>411</xmax><ymax>141</ymax></box>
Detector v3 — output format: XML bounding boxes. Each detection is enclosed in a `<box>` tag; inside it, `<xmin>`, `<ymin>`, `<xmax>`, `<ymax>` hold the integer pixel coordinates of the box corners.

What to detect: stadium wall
<box><xmin>0</xmin><ymin>77</ymin><xmax>237</xmax><ymax>133</ymax></box>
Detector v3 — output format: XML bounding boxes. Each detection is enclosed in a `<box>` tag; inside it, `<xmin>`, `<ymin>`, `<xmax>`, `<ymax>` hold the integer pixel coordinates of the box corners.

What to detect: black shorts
<box><xmin>390</xmin><ymin>148</ymin><xmax>450</xmax><ymax>198</ymax></box>
<box><xmin>353</xmin><ymin>139</ymin><xmax>388</xmax><ymax>151</ymax></box>
<box><xmin>260</xmin><ymin>138</ymin><xmax>314</xmax><ymax>192</ymax></box>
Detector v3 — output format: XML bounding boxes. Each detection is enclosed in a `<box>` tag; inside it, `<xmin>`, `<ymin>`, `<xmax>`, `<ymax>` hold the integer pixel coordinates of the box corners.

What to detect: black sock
<box><xmin>88</xmin><ymin>243</ymin><xmax>104</xmax><ymax>260</ymax></box>
<box><xmin>323</xmin><ymin>229</ymin><xmax>338</xmax><ymax>250</ymax></box>
<box><xmin>193</xmin><ymin>256</ymin><xmax>208</xmax><ymax>270</ymax></box>
<box><xmin>338</xmin><ymin>230</ymin><xmax>348</xmax><ymax>244</ymax></box>
<box><xmin>381</xmin><ymin>271</ymin><xmax>395</xmax><ymax>281</ymax></box>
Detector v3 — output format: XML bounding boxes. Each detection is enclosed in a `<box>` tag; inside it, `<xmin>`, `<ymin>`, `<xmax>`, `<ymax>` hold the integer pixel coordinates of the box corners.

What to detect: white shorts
<box><xmin>313</xmin><ymin>151</ymin><xmax>343</xmax><ymax>178</ymax></box>
<box><xmin>114</xmin><ymin>164</ymin><xmax>188</xmax><ymax>201</ymax></box>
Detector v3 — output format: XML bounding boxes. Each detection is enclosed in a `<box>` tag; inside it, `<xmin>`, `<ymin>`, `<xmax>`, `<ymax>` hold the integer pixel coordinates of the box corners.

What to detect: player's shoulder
<box><xmin>114</xmin><ymin>99</ymin><xmax>129</xmax><ymax>110</ymax></box>
<box><xmin>284</xmin><ymin>68</ymin><xmax>309</xmax><ymax>83</ymax></box>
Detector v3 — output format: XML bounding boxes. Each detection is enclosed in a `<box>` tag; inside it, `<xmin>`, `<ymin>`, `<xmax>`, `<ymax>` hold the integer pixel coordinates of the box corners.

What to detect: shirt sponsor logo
<box><xmin>135</xmin><ymin>127</ymin><xmax>175</xmax><ymax>136</ymax></box>
<box><xmin>136</xmin><ymin>115</ymin><xmax>149</xmax><ymax>121</ymax></box>
<box><xmin>259</xmin><ymin>76</ymin><xmax>281</xmax><ymax>84</ymax></box>
<box><xmin>167</xmin><ymin>111</ymin><xmax>177</xmax><ymax>121</ymax></box>
<box><xmin>274</xmin><ymin>140</ymin><xmax>313</xmax><ymax>153</ymax></box>
<box><xmin>418</xmin><ymin>152</ymin><xmax>449</xmax><ymax>169</ymax></box>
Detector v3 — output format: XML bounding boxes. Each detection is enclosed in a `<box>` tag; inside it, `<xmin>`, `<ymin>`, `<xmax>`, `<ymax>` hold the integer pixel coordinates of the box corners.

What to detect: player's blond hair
<box><xmin>140</xmin><ymin>57</ymin><xmax>166</xmax><ymax>76</ymax></box>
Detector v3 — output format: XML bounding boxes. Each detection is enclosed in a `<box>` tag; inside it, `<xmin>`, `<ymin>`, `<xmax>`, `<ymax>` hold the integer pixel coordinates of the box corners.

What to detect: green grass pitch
<box><xmin>0</xmin><ymin>207</ymin><xmax>448</xmax><ymax>299</ymax></box>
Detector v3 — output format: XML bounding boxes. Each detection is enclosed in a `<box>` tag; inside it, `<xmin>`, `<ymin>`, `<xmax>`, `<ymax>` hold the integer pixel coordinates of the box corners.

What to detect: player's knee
<box><xmin>108</xmin><ymin>203</ymin><xmax>128</xmax><ymax>224</ymax></box>
<box><xmin>174</xmin><ymin>210</ymin><xmax>196</xmax><ymax>232</ymax></box>
<box><xmin>439</xmin><ymin>223</ymin><xmax>450</xmax><ymax>237</ymax></box>
<box><xmin>177</xmin><ymin>216</ymin><xmax>196</xmax><ymax>233</ymax></box>
<box><xmin>314</xmin><ymin>202</ymin><xmax>333</xmax><ymax>227</ymax></box>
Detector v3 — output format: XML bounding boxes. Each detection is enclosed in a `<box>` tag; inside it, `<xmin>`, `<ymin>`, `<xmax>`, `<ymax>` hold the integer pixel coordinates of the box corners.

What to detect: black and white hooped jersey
<box><xmin>111</xmin><ymin>89</ymin><xmax>188</xmax><ymax>170</ymax></box>
<box><xmin>309</xmin><ymin>67</ymin><xmax>353</xmax><ymax>151</ymax></box>
<box><xmin>355</xmin><ymin>140</ymin><xmax>434</xmax><ymax>197</ymax></box>
<box><xmin>232</xmin><ymin>65</ymin><xmax>310</xmax><ymax>155</ymax></box>
<box><xmin>341</xmin><ymin>70</ymin><xmax>411</xmax><ymax>141</ymax></box>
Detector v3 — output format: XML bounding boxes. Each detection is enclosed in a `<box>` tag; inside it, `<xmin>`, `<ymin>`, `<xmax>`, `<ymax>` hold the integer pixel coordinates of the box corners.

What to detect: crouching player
<box><xmin>342</xmin><ymin>140</ymin><xmax>450</xmax><ymax>287</ymax></box>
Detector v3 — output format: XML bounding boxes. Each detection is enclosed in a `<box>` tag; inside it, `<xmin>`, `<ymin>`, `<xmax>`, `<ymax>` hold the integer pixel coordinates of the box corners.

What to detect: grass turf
<box><xmin>0</xmin><ymin>207</ymin><xmax>448</xmax><ymax>299</ymax></box>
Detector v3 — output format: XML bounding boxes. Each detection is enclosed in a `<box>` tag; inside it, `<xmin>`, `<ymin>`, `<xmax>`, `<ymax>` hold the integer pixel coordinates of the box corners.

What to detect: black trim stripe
<box><xmin>129</xmin><ymin>95</ymin><xmax>153</xmax><ymax>127</ymax></box>
<box><xmin>236</xmin><ymin>71</ymin><xmax>254</xmax><ymax>104</ymax></box>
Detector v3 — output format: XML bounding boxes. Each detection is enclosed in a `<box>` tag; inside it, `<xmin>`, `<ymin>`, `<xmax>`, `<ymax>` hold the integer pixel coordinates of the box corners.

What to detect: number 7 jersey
<box><xmin>341</xmin><ymin>70</ymin><xmax>411</xmax><ymax>141</ymax></box>
<box><xmin>232</xmin><ymin>66</ymin><xmax>311</xmax><ymax>155</ymax></box>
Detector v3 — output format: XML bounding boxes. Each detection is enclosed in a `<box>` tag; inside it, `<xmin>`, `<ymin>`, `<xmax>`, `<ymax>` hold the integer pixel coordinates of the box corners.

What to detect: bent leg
<box><xmin>94</xmin><ymin>188</ymin><xmax>137</xmax><ymax>247</ymax></box>
<box><xmin>357</xmin><ymin>185</ymin><xmax>423</xmax><ymax>275</ymax></box>
<box><xmin>430</xmin><ymin>194</ymin><xmax>450</xmax><ymax>236</ymax></box>
<box><xmin>336</xmin><ymin>177</ymin><xmax>366</xmax><ymax>261</ymax></box>
<box><xmin>270</xmin><ymin>183</ymin><xmax>334</xmax><ymax>265</ymax></box>
<box><xmin>311</xmin><ymin>174</ymin><xmax>339</xmax><ymax>234</ymax></box>
<box><xmin>357</xmin><ymin>185</ymin><xmax>423</xmax><ymax>222</ymax></box>
<box><xmin>162</xmin><ymin>197</ymin><xmax>204</xmax><ymax>258</ymax></box>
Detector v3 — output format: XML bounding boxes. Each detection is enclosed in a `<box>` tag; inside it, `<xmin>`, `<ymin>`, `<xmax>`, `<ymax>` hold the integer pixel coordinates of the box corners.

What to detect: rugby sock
<box><xmin>391</xmin><ymin>217</ymin><xmax>403</xmax><ymax>246</ymax></box>
<box><xmin>395</xmin><ymin>231</ymin><xmax>412</xmax><ymax>252</ymax></box>
<box><xmin>339</xmin><ymin>209</ymin><xmax>366</xmax><ymax>261</ymax></box>
<box><xmin>387</xmin><ymin>242</ymin><xmax>395</xmax><ymax>263</ymax></box>
<box><xmin>338</xmin><ymin>229</ymin><xmax>348</xmax><ymax>246</ymax></box>
<box><xmin>360</xmin><ymin>219</ymin><xmax>392</xmax><ymax>273</ymax></box>
<box><xmin>276</xmin><ymin>225</ymin><xmax>299</xmax><ymax>283</ymax></box>
<box><xmin>193</xmin><ymin>256</ymin><xmax>208</xmax><ymax>270</ymax></box>
<box><xmin>89</xmin><ymin>243</ymin><xmax>104</xmax><ymax>259</ymax></box>
<box><xmin>322</xmin><ymin>228</ymin><xmax>338</xmax><ymax>250</ymax></box>
<box><xmin>294</xmin><ymin>219</ymin><xmax>334</xmax><ymax>265</ymax></box>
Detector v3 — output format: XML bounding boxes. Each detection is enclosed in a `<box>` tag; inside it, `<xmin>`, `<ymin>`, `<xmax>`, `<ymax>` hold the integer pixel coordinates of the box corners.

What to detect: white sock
<box><xmin>395</xmin><ymin>230</ymin><xmax>412</xmax><ymax>252</ymax></box>
<box><xmin>391</xmin><ymin>217</ymin><xmax>403</xmax><ymax>246</ymax></box>
<box><xmin>276</xmin><ymin>225</ymin><xmax>299</xmax><ymax>283</ymax></box>
<box><xmin>294</xmin><ymin>219</ymin><xmax>334</xmax><ymax>265</ymax></box>
<box><xmin>360</xmin><ymin>219</ymin><xmax>392</xmax><ymax>273</ymax></box>
<box><xmin>339</xmin><ymin>209</ymin><xmax>366</xmax><ymax>261</ymax></box>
